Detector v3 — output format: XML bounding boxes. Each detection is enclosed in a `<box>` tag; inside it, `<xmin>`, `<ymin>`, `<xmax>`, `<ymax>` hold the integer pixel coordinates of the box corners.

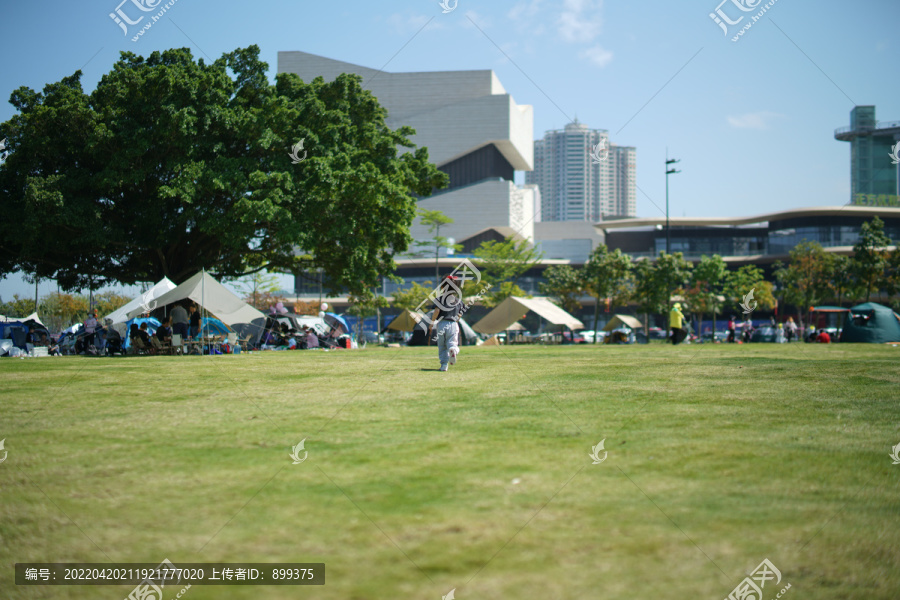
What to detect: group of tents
<box><xmin>1</xmin><ymin>271</ymin><xmax>268</xmax><ymax>356</ymax></box>
<box><xmin>385</xmin><ymin>296</ymin><xmax>586</xmax><ymax>344</ymax></box>
<box><xmin>4</xmin><ymin>277</ymin><xmax>900</xmax><ymax>356</ymax></box>
<box><xmin>105</xmin><ymin>271</ymin><xmax>267</xmax><ymax>347</ymax></box>
<box><xmin>383</xmin><ymin>297</ymin><xmax>900</xmax><ymax>346</ymax></box>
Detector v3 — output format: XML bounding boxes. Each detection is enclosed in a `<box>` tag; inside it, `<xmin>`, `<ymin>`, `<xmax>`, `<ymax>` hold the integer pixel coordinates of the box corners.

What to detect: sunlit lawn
<box><xmin>2</xmin><ymin>342</ymin><xmax>899</xmax><ymax>599</ymax></box>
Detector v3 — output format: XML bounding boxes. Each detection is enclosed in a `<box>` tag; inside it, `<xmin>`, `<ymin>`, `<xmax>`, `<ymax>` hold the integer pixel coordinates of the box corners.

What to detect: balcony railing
<box><xmin>835</xmin><ymin>120</ymin><xmax>900</xmax><ymax>138</ymax></box>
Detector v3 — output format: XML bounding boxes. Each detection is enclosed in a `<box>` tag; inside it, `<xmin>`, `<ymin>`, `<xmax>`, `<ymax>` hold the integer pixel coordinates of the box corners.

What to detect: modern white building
<box><xmin>527</xmin><ymin>120</ymin><xmax>636</xmax><ymax>220</ymax></box>
<box><xmin>277</xmin><ymin>51</ymin><xmax>537</xmax><ymax>248</ymax></box>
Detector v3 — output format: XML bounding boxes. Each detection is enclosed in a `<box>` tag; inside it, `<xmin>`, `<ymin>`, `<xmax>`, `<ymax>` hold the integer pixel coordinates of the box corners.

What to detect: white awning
<box><xmin>104</xmin><ymin>278</ymin><xmax>177</xmax><ymax>324</ymax></box>
<box><xmin>472</xmin><ymin>296</ymin><xmax>583</xmax><ymax>334</ymax></box>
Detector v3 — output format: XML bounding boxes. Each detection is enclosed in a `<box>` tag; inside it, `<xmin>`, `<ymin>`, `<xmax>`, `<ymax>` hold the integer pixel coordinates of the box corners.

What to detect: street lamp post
<box><xmin>665</xmin><ymin>150</ymin><xmax>681</xmax><ymax>254</ymax></box>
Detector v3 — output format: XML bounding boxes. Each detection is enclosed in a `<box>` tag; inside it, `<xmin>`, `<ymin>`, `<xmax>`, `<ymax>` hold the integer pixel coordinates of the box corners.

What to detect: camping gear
<box><xmin>1</xmin><ymin>317</ymin><xmax>51</xmax><ymax>350</ymax></box>
<box><xmin>839</xmin><ymin>302</ymin><xmax>900</xmax><ymax>343</ymax></box>
<box><xmin>122</xmin><ymin>317</ymin><xmax>161</xmax><ymax>350</ymax></box>
<box><xmin>123</xmin><ymin>271</ymin><xmax>265</xmax><ymax>344</ymax></box>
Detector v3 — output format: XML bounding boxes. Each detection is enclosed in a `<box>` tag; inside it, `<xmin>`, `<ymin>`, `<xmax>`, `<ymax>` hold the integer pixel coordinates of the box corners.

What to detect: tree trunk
<box><xmin>592</xmin><ymin>294</ymin><xmax>601</xmax><ymax>344</ymax></box>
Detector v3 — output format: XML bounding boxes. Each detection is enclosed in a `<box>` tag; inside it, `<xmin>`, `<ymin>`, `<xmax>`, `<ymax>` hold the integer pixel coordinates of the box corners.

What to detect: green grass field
<box><xmin>2</xmin><ymin>343</ymin><xmax>899</xmax><ymax>599</ymax></box>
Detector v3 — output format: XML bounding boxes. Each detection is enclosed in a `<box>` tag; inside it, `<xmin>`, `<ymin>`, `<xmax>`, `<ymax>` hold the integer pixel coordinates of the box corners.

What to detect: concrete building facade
<box><xmin>526</xmin><ymin>120</ymin><xmax>636</xmax><ymax>221</ymax></box>
<box><xmin>278</xmin><ymin>51</ymin><xmax>537</xmax><ymax>248</ymax></box>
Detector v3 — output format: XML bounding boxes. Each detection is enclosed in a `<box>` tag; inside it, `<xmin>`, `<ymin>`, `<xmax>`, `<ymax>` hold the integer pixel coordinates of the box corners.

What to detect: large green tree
<box><xmin>683</xmin><ymin>254</ymin><xmax>727</xmax><ymax>333</ymax></box>
<box><xmin>850</xmin><ymin>216</ymin><xmax>892</xmax><ymax>302</ymax></box>
<box><xmin>827</xmin><ymin>255</ymin><xmax>858</xmax><ymax>307</ymax></box>
<box><xmin>633</xmin><ymin>252</ymin><xmax>692</xmax><ymax>335</ymax></box>
<box><xmin>580</xmin><ymin>245</ymin><xmax>633</xmax><ymax>342</ymax></box>
<box><xmin>0</xmin><ymin>46</ymin><xmax>447</xmax><ymax>296</ymax></box>
<box><xmin>774</xmin><ymin>240</ymin><xmax>832</xmax><ymax>326</ymax></box>
<box><xmin>724</xmin><ymin>265</ymin><xmax>775</xmax><ymax>317</ymax></box>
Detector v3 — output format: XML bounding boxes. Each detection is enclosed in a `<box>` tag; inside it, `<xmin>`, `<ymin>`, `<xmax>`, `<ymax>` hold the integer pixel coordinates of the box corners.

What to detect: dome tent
<box><xmin>839</xmin><ymin>302</ymin><xmax>900</xmax><ymax>343</ymax></box>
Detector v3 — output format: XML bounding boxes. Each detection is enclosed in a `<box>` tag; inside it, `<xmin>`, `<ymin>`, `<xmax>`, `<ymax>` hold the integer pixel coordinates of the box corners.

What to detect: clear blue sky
<box><xmin>1</xmin><ymin>0</ymin><xmax>897</xmax><ymax>298</ymax></box>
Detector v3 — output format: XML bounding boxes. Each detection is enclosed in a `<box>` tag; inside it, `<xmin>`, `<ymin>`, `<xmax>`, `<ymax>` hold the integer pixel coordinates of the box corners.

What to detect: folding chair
<box><xmin>150</xmin><ymin>336</ymin><xmax>173</xmax><ymax>355</ymax></box>
<box><xmin>130</xmin><ymin>337</ymin><xmax>150</xmax><ymax>355</ymax></box>
<box><xmin>171</xmin><ymin>334</ymin><xmax>184</xmax><ymax>356</ymax></box>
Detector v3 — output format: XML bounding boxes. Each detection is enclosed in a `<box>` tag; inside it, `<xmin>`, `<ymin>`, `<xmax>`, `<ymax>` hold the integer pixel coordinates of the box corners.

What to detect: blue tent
<box><xmin>123</xmin><ymin>317</ymin><xmax>161</xmax><ymax>349</ymax></box>
<box><xmin>1</xmin><ymin>318</ymin><xmax>51</xmax><ymax>349</ymax></box>
<box><xmin>199</xmin><ymin>317</ymin><xmax>232</xmax><ymax>336</ymax></box>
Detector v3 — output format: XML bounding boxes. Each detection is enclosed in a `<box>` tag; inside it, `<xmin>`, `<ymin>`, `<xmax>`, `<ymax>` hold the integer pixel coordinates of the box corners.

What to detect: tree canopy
<box><xmin>0</xmin><ymin>45</ymin><xmax>447</xmax><ymax>296</ymax></box>
<box><xmin>539</xmin><ymin>264</ymin><xmax>582</xmax><ymax>315</ymax></box>
<box><xmin>850</xmin><ymin>216</ymin><xmax>892</xmax><ymax>301</ymax></box>
<box><xmin>473</xmin><ymin>237</ymin><xmax>543</xmax><ymax>307</ymax></box>
<box><xmin>580</xmin><ymin>244</ymin><xmax>633</xmax><ymax>339</ymax></box>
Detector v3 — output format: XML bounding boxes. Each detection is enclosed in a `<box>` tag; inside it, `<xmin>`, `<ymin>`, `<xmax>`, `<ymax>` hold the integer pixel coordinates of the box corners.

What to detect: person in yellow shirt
<box><xmin>669</xmin><ymin>302</ymin><xmax>686</xmax><ymax>345</ymax></box>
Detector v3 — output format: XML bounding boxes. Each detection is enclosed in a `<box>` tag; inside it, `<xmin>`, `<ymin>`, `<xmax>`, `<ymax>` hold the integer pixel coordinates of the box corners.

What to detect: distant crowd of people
<box><xmin>669</xmin><ymin>306</ymin><xmax>834</xmax><ymax>346</ymax></box>
<box><xmin>260</xmin><ymin>322</ymin><xmax>322</xmax><ymax>349</ymax></box>
<box><xmin>125</xmin><ymin>301</ymin><xmax>203</xmax><ymax>353</ymax></box>
<box><xmin>67</xmin><ymin>300</ymin><xmax>207</xmax><ymax>355</ymax></box>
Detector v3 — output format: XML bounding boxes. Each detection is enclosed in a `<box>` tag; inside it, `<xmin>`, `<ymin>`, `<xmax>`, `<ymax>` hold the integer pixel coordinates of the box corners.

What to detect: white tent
<box><xmin>104</xmin><ymin>277</ymin><xmax>177</xmax><ymax>325</ymax></box>
<box><xmin>0</xmin><ymin>312</ymin><xmax>46</xmax><ymax>326</ymax></box>
<box><xmin>472</xmin><ymin>296</ymin><xmax>584</xmax><ymax>334</ymax></box>
<box><xmin>125</xmin><ymin>272</ymin><xmax>265</xmax><ymax>341</ymax></box>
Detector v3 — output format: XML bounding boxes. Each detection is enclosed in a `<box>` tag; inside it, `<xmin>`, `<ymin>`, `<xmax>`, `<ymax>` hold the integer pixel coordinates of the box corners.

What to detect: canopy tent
<box><xmin>602</xmin><ymin>315</ymin><xmax>644</xmax><ymax>332</ymax></box>
<box><xmin>125</xmin><ymin>272</ymin><xmax>265</xmax><ymax>342</ymax></box>
<box><xmin>839</xmin><ymin>302</ymin><xmax>900</xmax><ymax>343</ymax></box>
<box><xmin>472</xmin><ymin>296</ymin><xmax>583</xmax><ymax>334</ymax></box>
<box><xmin>506</xmin><ymin>322</ymin><xmax>526</xmax><ymax>331</ymax></box>
<box><xmin>386</xmin><ymin>310</ymin><xmax>423</xmax><ymax>332</ymax></box>
<box><xmin>105</xmin><ymin>278</ymin><xmax>176</xmax><ymax>324</ymax></box>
